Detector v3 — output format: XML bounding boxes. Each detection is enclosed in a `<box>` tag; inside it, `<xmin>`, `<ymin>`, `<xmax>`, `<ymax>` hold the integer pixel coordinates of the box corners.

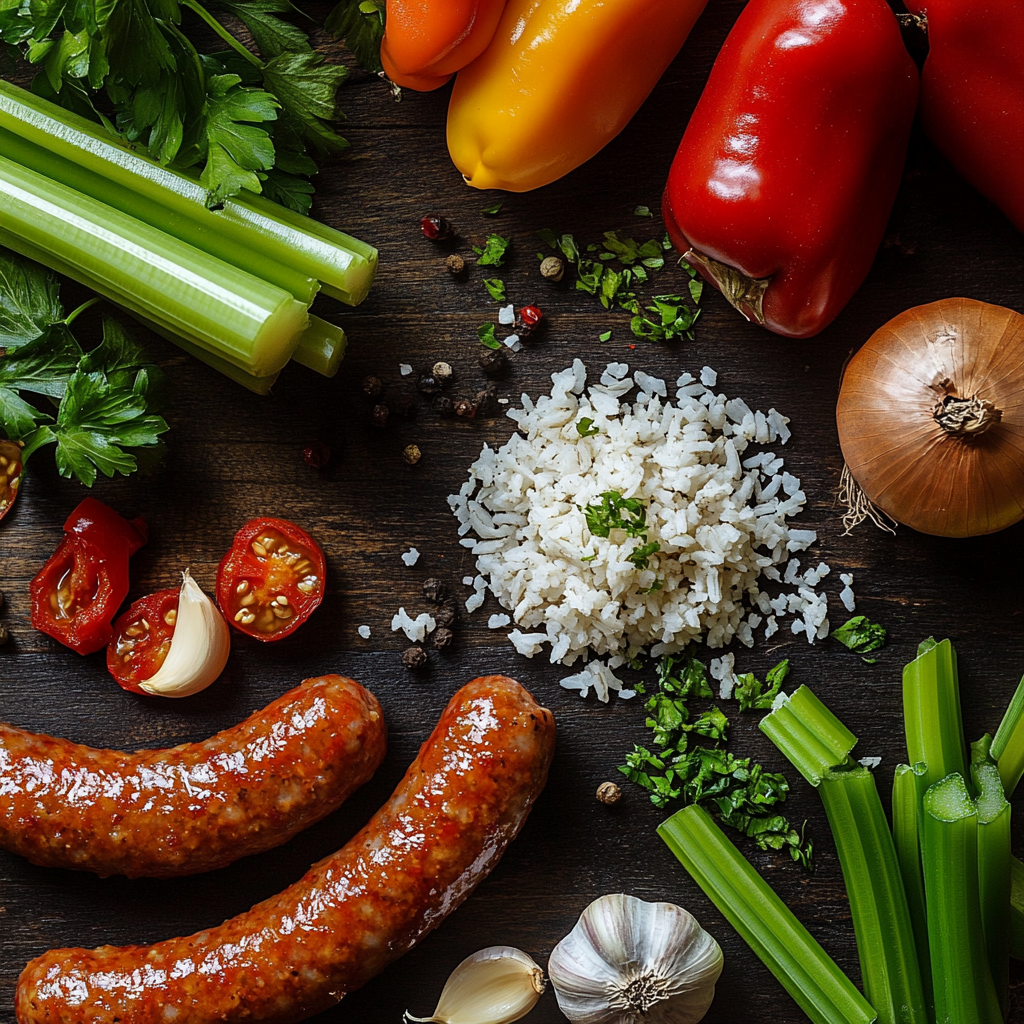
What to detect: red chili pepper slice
<box><xmin>216</xmin><ymin>517</ymin><xmax>326</xmax><ymax>641</ymax></box>
<box><xmin>0</xmin><ymin>441</ymin><xmax>23</xmax><ymax>524</ymax></box>
<box><xmin>107</xmin><ymin>588</ymin><xmax>179</xmax><ymax>694</ymax></box>
<box><xmin>30</xmin><ymin>499</ymin><xmax>148</xmax><ymax>655</ymax></box>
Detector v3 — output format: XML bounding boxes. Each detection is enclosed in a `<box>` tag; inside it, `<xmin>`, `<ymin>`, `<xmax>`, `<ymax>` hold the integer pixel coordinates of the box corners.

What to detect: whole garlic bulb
<box><xmin>547</xmin><ymin>893</ymin><xmax>723</xmax><ymax>1024</ymax></box>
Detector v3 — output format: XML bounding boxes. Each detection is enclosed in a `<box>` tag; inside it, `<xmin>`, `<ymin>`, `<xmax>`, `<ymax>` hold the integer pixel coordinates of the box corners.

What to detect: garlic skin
<box><xmin>548</xmin><ymin>894</ymin><xmax>723</xmax><ymax>1024</ymax></box>
<box><xmin>139</xmin><ymin>572</ymin><xmax>231</xmax><ymax>698</ymax></box>
<box><xmin>406</xmin><ymin>946</ymin><xmax>545</xmax><ymax>1024</ymax></box>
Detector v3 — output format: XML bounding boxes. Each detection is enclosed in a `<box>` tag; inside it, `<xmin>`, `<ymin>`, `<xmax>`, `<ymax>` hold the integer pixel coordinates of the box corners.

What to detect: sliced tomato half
<box><xmin>216</xmin><ymin>517</ymin><xmax>326</xmax><ymax>641</ymax></box>
<box><xmin>0</xmin><ymin>441</ymin><xmax>23</xmax><ymax>523</ymax></box>
<box><xmin>107</xmin><ymin>588</ymin><xmax>179</xmax><ymax>694</ymax></box>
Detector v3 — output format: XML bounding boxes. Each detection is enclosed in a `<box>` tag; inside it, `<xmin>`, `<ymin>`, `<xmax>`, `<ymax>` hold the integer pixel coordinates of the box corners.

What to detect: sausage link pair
<box><xmin>0</xmin><ymin>675</ymin><xmax>385</xmax><ymax>878</ymax></box>
<box><xmin>16</xmin><ymin>675</ymin><xmax>556</xmax><ymax>1024</ymax></box>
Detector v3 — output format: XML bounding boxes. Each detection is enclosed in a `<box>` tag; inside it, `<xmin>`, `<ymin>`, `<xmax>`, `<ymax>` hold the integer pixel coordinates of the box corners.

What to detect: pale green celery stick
<box><xmin>758</xmin><ymin>686</ymin><xmax>857</xmax><ymax>785</ymax></box>
<box><xmin>971</xmin><ymin>756</ymin><xmax>1010</xmax><ymax>1013</ymax></box>
<box><xmin>991</xmin><ymin>675</ymin><xmax>1024</xmax><ymax>796</ymax></box>
<box><xmin>892</xmin><ymin>762</ymin><xmax>933</xmax><ymax>1019</ymax></box>
<box><xmin>659</xmin><ymin>804</ymin><xmax>878</xmax><ymax>1024</ymax></box>
<box><xmin>0</xmin><ymin>158</ymin><xmax>307</xmax><ymax>377</ymax></box>
<box><xmin>920</xmin><ymin>774</ymin><xmax>1002</xmax><ymax>1024</ymax></box>
<box><xmin>0</xmin><ymin>80</ymin><xmax>378</xmax><ymax>305</ymax></box>
<box><xmin>904</xmin><ymin>638</ymin><xmax>967</xmax><ymax>793</ymax></box>
<box><xmin>762</xmin><ymin>688</ymin><xmax>925</xmax><ymax>1023</ymax></box>
<box><xmin>1011</xmin><ymin>856</ymin><xmax>1024</xmax><ymax>960</ymax></box>
<box><xmin>293</xmin><ymin>317</ymin><xmax>347</xmax><ymax>377</ymax></box>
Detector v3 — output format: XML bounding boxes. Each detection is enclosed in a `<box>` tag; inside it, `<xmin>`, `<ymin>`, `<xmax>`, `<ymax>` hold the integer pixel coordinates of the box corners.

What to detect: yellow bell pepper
<box><xmin>447</xmin><ymin>0</ymin><xmax>710</xmax><ymax>192</ymax></box>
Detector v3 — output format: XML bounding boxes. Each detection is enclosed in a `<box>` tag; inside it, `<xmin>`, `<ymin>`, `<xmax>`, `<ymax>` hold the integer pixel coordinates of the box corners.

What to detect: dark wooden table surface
<box><xmin>2</xmin><ymin>2</ymin><xmax>1024</xmax><ymax>1021</ymax></box>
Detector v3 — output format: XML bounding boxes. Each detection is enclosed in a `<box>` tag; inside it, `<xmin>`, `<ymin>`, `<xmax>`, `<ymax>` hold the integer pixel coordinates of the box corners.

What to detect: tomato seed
<box><xmin>164</xmin><ymin>609</ymin><xmax>177</xmax><ymax>626</ymax></box>
<box><xmin>239</xmin><ymin>593</ymin><xmax>256</xmax><ymax>607</ymax></box>
<box><xmin>236</xmin><ymin>580</ymin><xmax>249</xmax><ymax>594</ymax></box>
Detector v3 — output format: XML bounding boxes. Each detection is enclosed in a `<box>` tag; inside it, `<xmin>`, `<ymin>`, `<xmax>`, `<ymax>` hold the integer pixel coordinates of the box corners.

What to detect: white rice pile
<box><xmin>449</xmin><ymin>360</ymin><xmax>838</xmax><ymax>677</ymax></box>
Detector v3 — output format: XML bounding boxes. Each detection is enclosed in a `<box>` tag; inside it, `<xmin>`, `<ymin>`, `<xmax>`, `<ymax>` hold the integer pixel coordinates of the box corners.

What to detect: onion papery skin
<box><xmin>837</xmin><ymin>297</ymin><xmax>1024</xmax><ymax>538</ymax></box>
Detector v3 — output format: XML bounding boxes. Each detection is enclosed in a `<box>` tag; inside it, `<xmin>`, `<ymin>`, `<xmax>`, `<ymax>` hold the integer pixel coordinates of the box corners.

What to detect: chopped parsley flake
<box><xmin>633</xmin><ymin>205</ymin><xmax>653</xmax><ymax>217</ymax></box>
<box><xmin>576</xmin><ymin>417</ymin><xmax>600</xmax><ymax>437</ymax></box>
<box><xmin>582</xmin><ymin>490</ymin><xmax>649</xmax><ymax>539</ymax></box>
<box><xmin>599</xmin><ymin>330</ymin><xmax>612</xmax><ymax>342</ymax></box>
<box><xmin>474</xmin><ymin>233</ymin><xmax>511</xmax><ymax>267</ymax></box>
<box><xmin>482</xmin><ymin>278</ymin><xmax>506</xmax><ymax>302</ymax></box>
<box><xmin>831</xmin><ymin>615</ymin><xmax>887</xmax><ymax>655</ymax></box>
<box><xmin>477</xmin><ymin>323</ymin><xmax>501</xmax><ymax>350</ymax></box>
<box><xmin>482</xmin><ymin>202</ymin><xmax>504</xmax><ymax>215</ymax></box>
<box><xmin>735</xmin><ymin>660</ymin><xmax>791</xmax><ymax>712</ymax></box>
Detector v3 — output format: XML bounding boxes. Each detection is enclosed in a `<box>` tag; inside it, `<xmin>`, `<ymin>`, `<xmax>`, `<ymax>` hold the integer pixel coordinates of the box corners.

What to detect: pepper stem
<box><xmin>934</xmin><ymin>395</ymin><xmax>1001</xmax><ymax>436</ymax></box>
<box><xmin>683</xmin><ymin>249</ymin><xmax>770</xmax><ymax>326</ymax></box>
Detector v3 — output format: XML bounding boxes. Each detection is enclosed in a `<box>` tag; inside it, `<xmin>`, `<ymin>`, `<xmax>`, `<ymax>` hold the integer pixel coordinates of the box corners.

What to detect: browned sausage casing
<box><xmin>0</xmin><ymin>675</ymin><xmax>385</xmax><ymax>878</ymax></box>
<box><xmin>16</xmin><ymin>675</ymin><xmax>556</xmax><ymax>1024</ymax></box>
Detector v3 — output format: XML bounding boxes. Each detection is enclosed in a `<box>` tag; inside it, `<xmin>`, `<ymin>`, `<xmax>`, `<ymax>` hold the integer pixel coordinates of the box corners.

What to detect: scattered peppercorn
<box><xmin>516</xmin><ymin>305</ymin><xmax>544</xmax><ymax>337</ymax></box>
<box><xmin>388</xmin><ymin>390</ymin><xmax>417</xmax><ymax>418</ymax></box>
<box><xmin>403</xmin><ymin>444</ymin><xmax>422</xmax><ymax>466</ymax></box>
<box><xmin>0</xmin><ymin>624</ymin><xmax>9</xmax><ymax>646</ymax></box>
<box><xmin>445</xmin><ymin>253</ymin><xmax>466</xmax><ymax>276</ymax></box>
<box><xmin>432</xmin><ymin>361</ymin><xmax>453</xmax><ymax>383</ymax></box>
<box><xmin>421</xmin><ymin>215</ymin><xmax>452</xmax><ymax>241</ymax></box>
<box><xmin>540</xmin><ymin>256</ymin><xmax>564</xmax><ymax>282</ymax></box>
<box><xmin>302</xmin><ymin>441</ymin><xmax>330</xmax><ymax>469</ymax></box>
<box><xmin>454</xmin><ymin>397</ymin><xmax>478</xmax><ymax>419</ymax></box>
<box><xmin>371</xmin><ymin>403</ymin><xmax>390</xmax><ymax>429</ymax></box>
<box><xmin>422</xmin><ymin>578</ymin><xmax>448</xmax><ymax>603</ymax></box>
<box><xmin>402</xmin><ymin>645</ymin><xmax>429</xmax><ymax>670</ymax></box>
<box><xmin>433</xmin><ymin>394</ymin><xmax>455</xmax><ymax>417</ymax></box>
<box><xmin>474</xmin><ymin>387</ymin><xmax>499</xmax><ymax>417</ymax></box>
<box><xmin>596</xmin><ymin>781</ymin><xmax>622</xmax><ymax>805</ymax></box>
<box><xmin>432</xmin><ymin>627</ymin><xmax>454</xmax><ymax>649</ymax></box>
<box><xmin>417</xmin><ymin>373</ymin><xmax>440</xmax><ymax>396</ymax></box>
<box><xmin>434</xmin><ymin>600</ymin><xmax>459</xmax><ymax>630</ymax></box>
<box><xmin>479</xmin><ymin>347</ymin><xmax>510</xmax><ymax>378</ymax></box>
<box><xmin>362</xmin><ymin>375</ymin><xmax>383</xmax><ymax>399</ymax></box>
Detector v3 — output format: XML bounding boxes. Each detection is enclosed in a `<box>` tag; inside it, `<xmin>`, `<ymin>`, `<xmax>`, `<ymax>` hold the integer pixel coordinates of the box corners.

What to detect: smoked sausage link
<box><xmin>0</xmin><ymin>675</ymin><xmax>385</xmax><ymax>878</ymax></box>
<box><xmin>16</xmin><ymin>675</ymin><xmax>556</xmax><ymax>1024</ymax></box>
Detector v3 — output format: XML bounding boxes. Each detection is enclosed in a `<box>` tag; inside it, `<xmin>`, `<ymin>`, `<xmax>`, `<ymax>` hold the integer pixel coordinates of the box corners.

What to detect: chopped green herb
<box><xmin>633</xmin><ymin>205</ymin><xmax>653</xmax><ymax>218</ymax></box>
<box><xmin>582</xmin><ymin>490</ymin><xmax>649</xmax><ymax>539</ymax></box>
<box><xmin>831</xmin><ymin>615</ymin><xmax>887</xmax><ymax>655</ymax></box>
<box><xmin>536</xmin><ymin>228</ymin><xmax>558</xmax><ymax>249</ymax></box>
<box><xmin>689</xmin><ymin>277</ymin><xmax>703</xmax><ymax>304</ymax></box>
<box><xmin>631</xmin><ymin>294</ymin><xmax>700</xmax><ymax>342</ymax></box>
<box><xmin>473</xmin><ymin>233</ymin><xmax>511</xmax><ymax>267</ymax></box>
<box><xmin>558</xmin><ymin>233</ymin><xmax>580</xmax><ymax>263</ymax></box>
<box><xmin>576</xmin><ymin>417</ymin><xmax>601</xmax><ymax>437</ymax></box>
<box><xmin>580</xmin><ymin>552</ymin><xmax>598</xmax><ymax>563</ymax></box>
<box><xmin>482</xmin><ymin>202</ymin><xmax>504</xmax><ymax>216</ymax></box>
<box><xmin>639</xmin><ymin>578</ymin><xmax>664</xmax><ymax>594</ymax></box>
<box><xmin>599</xmin><ymin>330</ymin><xmax>612</xmax><ymax>342</ymax></box>
<box><xmin>325</xmin><ymin>0</ymin><xmax>385</xmax><ymax>72</ymax></box>
<box><xmin>477</xmin><ymin>323</ymin><xmax>501</xmax><ymax>350</ymax></box>
<box><xmin>482</xmin><ymin>278</ymin><xmax>506</xmax><ymax>302</ymax></box>
<box><xmin>735</xmin><ymin>660</ymin><xmax>791</xmax><ymax>713</ymax></box>
<box><xmin>627</xmin><ymin>539</ymin><xmax>661</xmax><ymax>571</ymax></box>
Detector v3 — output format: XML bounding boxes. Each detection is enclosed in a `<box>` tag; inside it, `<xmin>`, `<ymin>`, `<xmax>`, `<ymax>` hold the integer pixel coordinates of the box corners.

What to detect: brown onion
<box><xmin>837</xmin><ymin>297</ymin><xmax>1024</xmax><ymax>538</ymax></box>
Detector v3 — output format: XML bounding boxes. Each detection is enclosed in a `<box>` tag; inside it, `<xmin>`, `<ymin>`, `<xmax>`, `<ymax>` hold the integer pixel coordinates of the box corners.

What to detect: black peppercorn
<box><xmin>433</xmin><ymin>394</ymin><xmax>455</xmax><ymax>417</ymax></box>
<box><xmin>479</xmin><ymin>347</ymin><xmax>509</xmax><ymax>378</ymax></box>
<box><xmin>434</xmin><ymin>600</ymin><xmax>459</xmax><ymax>630</ymax></box>
<box><xmin>445</xmin><ymin>253</ymin><xmax>466</xmax><ymax>275</ymax></box>
<box><xmin>388</xmin><ymin>389</ymin><xmax>417</xmax><ymax>418</ymax></box>
<box><xmin>402</xmin><ymin>646</ymin><xmax>429</xmax><ymax>670</ymax></box>
<box><xmin>422</xmin><ymin>578</ymin><xmax>448</xmax><ymax>603</ymax></box>
<box><xmin>417</xmin><ymin>374</ymin><xmax>440</xmax><ymax>396</ymax></box>
<box><xmin>432</xmin><ymin>627</ymin><xmax>454</xmax><ymax>649</ymax></box>
<box><xmin>362</xmin><ymin>375</ymin><xmax>383</xmax><ymax>398</ymax></box>
<box><xmin>302</xmin><ymin>441</ymin><xmax>330</xmax><ymax>469</ymax></box>
<box><xmin>371</xmin><ymin>404</ymin><xmax>389</xmax><ymax>429</ymax></box>
<box><xmin>474</xmin><ymin>387</ymin><xmax>499</xmax><ymax>417</ymax></box>
<box><xmin>454</xmin><ymin>397</ymin><xmax>478</xmax><ymax>419</ymax></box>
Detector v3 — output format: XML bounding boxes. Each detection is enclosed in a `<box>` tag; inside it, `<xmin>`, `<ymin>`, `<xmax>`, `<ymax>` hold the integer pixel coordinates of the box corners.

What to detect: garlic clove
<box><xmin>548</xmin><ymin>893</ymin><xmax>723</xmax><ymax>1024</ymax></box>
<box><xmin>405</xmin><ymin>946</ymin><xmax>545</xmax><ymax>1024</ymax></box>
<box><xmin>139</xmin><ymin>571</ymin><xmax>231</xmax><ymax>698</ymax></box>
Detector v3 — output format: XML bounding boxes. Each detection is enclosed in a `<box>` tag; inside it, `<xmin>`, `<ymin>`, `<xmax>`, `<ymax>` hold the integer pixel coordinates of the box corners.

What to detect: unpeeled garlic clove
<box><xmin>405</xmin><ymin>946</ymin><xmax>546</xmax><ymax>1024</ymax></box>
<box><xmin>548</xmin><ymin>893</ymin><xmax>723</xmax><ymax>1024</ymax></box>
<box><xmin>139</xmin><ymin>571</ymin><xmax>230</xmax><ymax>698</ymax></box>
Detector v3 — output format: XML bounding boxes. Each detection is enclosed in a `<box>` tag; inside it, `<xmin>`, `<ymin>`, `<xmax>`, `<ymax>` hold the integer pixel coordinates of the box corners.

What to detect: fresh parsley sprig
<box><xmin>0</xmin><ymin>250</ymin><xmax>168</xmax><ymax>487</ymax></box>
<box><xmin>831</xmin><ymin>615</ymin><xmax>887</xmax><ymax>660</ymax></box>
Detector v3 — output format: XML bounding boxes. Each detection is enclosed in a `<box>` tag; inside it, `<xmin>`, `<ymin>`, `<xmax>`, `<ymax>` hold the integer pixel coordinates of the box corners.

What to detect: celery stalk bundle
<box><xmin>0</xmin><ymin>80</ymin><xmax>376</xmax><ymax>392</ymax></box>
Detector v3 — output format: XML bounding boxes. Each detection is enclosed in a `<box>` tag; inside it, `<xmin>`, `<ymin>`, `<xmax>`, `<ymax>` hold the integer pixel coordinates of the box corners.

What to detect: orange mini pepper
<box><xmin>447</xmin><ymin>0</ymin><xmax>710</xmax><ymax>192</ymax></box>
<box><xmin>381</xmin><ymin>0</ymin><xmax>509</xmax><ymax>92</ymax></box>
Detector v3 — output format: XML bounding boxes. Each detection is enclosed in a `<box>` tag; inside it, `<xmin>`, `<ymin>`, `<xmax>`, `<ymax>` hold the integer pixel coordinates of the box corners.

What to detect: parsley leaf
<box><xmin>598</xmin><ymin>330</ymin><xmax>612</xmax><ymax>342</ymax></box>
<box><xmin>0</xmin><ymin>251</ymin><xmax>65</xmax><ymax>348</ymax></box>
<box><xmin>474</xmin><ymin>233</ymin><xmax>510</xmax><ymax>267</ymax></box>
<box><xmin>324</xmin><ymin>0</ymin><xmax>384</xmax><ymax>72</ymax></box>
<box><xmin>831</xmin><ymin>615</ymin><xmax>887</xmax><ymax>655</ymax></box>
<box><xmin>536</xmin><ymin>228</ymin><xmax>558</xmax><ymax>249</ymax></box>
<box><xmin>627</xmin><ymin>539</ymin><xmax>660</xmax><ymax>571</ymax></box>
<box><xmin>735</xmin><ymin>659</ymin><xmax>791</xmax><ymax>712</ymax></box>
<box><xmin>482</xmin><ymin>278</ymin><xmax>506</xmax><ymax>302</ymax></box>
<box><xmin>261</xmin><ymin>51</ymin><xmax>348</xmax><ymax>158</ymax></box>
<box><xmin>631</xmin><ymin>294</ymin><xmax>700</xmax><ymax>342</ymax></box>
<box><xmin>582</xmin><ymin>490</ymin><xmax>648</xmax><ymax>539</ymax></box>
<box><xmin>482</xmin><ymin>202</ymin><xmax>503</xmax><ymax>216</ymax></box>
<box><xmin>220</xmin><ymin>0</ymin><xmax>310</xmax><ymax>59</ymax></box>
<box><xmin>478</xmin><ymin>323</ymin><xmax>501</xmax><ymax>350</ymax></box>
<box><xmin>633</xmin><ymin>205</ymin><xmax>652</xmax><ymax>217</ymax></box>
<box><xmin>576</xmin><ymin>417</ymin><xmax>600</xmax><ymax>437</ymax></box>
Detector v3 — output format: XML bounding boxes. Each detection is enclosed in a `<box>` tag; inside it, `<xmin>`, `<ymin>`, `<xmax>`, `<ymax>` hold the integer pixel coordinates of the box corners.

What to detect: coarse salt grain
<box><xmin>859</xmin><ymin>756</ymin><xmax>882</xmax><ymax>769</ymax></box>
<box><xmin>399</xmin><ymin>363</ymin><xmax>413</xmax><ymax>376</ymax></box>
<box><xmin>357</xmin><ymin>625</ymin><xmax>371</xmax><ymax>639</ymax></box>
<box><xmin>498</xmin><ymin>304</ymin><xmax>515</xmax><ymax>325</ymax></box>
<box><xmin>700</xmin><ymin>366</ymin><xmax>717</xmax><ymax>387</ymax></box>
<box><xmin>401</xmin><ymin>547</ymin><xmax>420</xmax><ymax>566</ymax></box>
<box><xmin>488</xmin><ymin>613</ymin><xmax>511</xmax><ymax>629</ymax></box>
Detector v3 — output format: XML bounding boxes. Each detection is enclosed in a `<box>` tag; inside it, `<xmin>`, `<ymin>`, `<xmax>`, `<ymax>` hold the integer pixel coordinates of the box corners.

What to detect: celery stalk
<box><xmin>920</xmin><ymin>774</ymin><xmax>1002</xmax><ymax>1024</ymax></box>
<box><xmin>0</xmin><ymin>80</ymin><xmax>378</xmax><ymax>305</ymax></box>
<box><xmin>990</xmin><ymin>675</ymin><xmax>1024</xmax><ymax>796</ymax></box>
<box><xmin>759</xmin><ymin>685</ymin><xmax>857</xmax><ymax>784</ymax></box>
<box><xmin>892</xmin><ymin>762</ymin><xmax>933</xmax><ymax>1016</ymax></box>
<box><xmin>0</xmin><ymin>156</ymin><xmax>307</xmax><ymax>377</ymax></box>
<box><xmin>659</xmin><ymin>805</ymin><xmax>877</xmax><ymax>1024</ymax></box>
<box><xmin>1011</xmin><ymin>855</ymin><xmax>1024</xmax><ymax>960</ymax></box>
<box><xmin>762</xmin><ymin>688</ymin><xmax>925</xmax><ymax>1024</ymax></box>
<box><xmin>903</xmin><ymin>639</ymin><xmax>967</xmax><ymax>793</ymax></box>
<box><xmin>972</xmin><ymin>757</ymin><xmax>1011</xmax><ymax>1012</ymax></box>
<box><xmin>292</xmin><ymin>317</ymin><xmax>347</xmax><ymax>377</ymax></box>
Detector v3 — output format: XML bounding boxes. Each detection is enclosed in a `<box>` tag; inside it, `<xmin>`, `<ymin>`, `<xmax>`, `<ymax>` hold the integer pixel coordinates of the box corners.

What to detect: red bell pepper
<box><xmin>30</xmin><ymin>498</ymin><xmax>147</xmax><ymax>654</ymax></box>
<box><xmin>661</xmin><ymin>0</ymin><xmax>919</xmax><ymax>338</ymax></box>
<box><xmin>904</xmin><ymin>0</ymin><xmax>1024</xmax><ymax>234</ymax></box>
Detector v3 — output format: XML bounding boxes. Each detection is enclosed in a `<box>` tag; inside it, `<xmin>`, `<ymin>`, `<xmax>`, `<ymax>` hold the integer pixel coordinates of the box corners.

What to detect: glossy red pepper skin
<box><xmin>904</xmin><ymin>0</ymin><xmax>1024</xmax><ymax>233</ymax></box>
<box><xmin>662</xmin><ymin>0</ymin><xmax>919</xmax><ymax>338</ymax></box>
<box><xmin>30</xmin><ymin>499</ymin><xmax>147</xmax><ymax>654</ymax></box>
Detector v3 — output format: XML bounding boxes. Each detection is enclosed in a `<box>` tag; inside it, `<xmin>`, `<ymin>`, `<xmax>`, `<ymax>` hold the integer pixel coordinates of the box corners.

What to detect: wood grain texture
<box><xmin>1</xmin><ymin>1</ymin><xmax>1024</xmax><ymax>1021</ymax></box>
